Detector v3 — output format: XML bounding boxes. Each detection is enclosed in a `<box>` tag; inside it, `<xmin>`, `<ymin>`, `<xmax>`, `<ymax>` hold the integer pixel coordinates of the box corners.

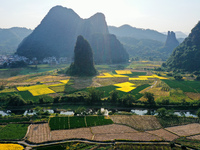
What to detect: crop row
<box><xmin>49</xmin><ymin>116</ymin><xmax>113</xmax><ymax>130</ymax></box>
<box><xmin>162</xmin><ymin>80</ymin><xmax>200</xmax><ymax>93</ymax></box>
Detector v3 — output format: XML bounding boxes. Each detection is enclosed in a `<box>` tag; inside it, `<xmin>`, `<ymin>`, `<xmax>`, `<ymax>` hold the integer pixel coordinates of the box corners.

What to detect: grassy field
<box><xmin>0</xmin><ymin>124</ymin><xmax>29</xmax><ymax>140</ymax></box>
<box><xmin>162</xmin><ymin>80</ymin><xmax>200</xmax><ymax>93</ymax></box>
<box><xmin>49</xmin><ymin>116</ymin><xmax>113</xmax><ymax>130</ymax></box>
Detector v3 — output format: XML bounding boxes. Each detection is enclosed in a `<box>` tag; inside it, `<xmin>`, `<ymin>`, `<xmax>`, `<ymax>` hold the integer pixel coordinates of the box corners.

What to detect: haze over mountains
<box><xmin>0</xmin><ymin>5</ymin><xmax>193</xmax><ymax>65</ymax></box>
<box><xmin>0</xmin><ymin>27</ymin><xmax>32</xmax><ymax>55</ymax></box>
<box><xmin>16</xmin><ymin>6</ymin><xmax>129</xmax><ymax>64</ymax></box>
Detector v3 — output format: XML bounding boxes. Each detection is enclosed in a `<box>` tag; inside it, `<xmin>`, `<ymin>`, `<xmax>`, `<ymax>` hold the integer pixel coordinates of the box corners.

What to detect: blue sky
<box><xmin>0</xmin><ymin>0</ymin><xmax>200</xmax><ymax>33</ymax></box>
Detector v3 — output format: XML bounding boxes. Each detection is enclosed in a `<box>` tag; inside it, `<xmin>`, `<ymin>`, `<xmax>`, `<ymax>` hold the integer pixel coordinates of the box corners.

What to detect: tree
<box><xmin>66</xmin><ymin>35</ymin><xmax>97</xmax><ymax>76</ymax></box>
<box><xmin>174</xmin><ymin>74</ymin><xmax>183</xmax><ymax>80</ymax></box>
<box><xmin>197</xmin><ymin>108</ymin><xmax>200</xmax><ymax>118</ymax></box>
<box><xmin>109</xmin><ymin>90</ymin><xmax>119</xmax><ymax>103</ymax></box>
<box><xmin>121</xmin><ymin>94</ymin><xmax>136</xmax><ymax>106</ymax></box>
<box><xmin>88</xmin><ymin>87</ymin><xmax>103</xmax><ymax>103</ymax></box>
<box><xmin>7</xmin><ymin>94</ymin><xmax>27</xmax><ymax>106</ymax></box>
<box><xmin>156</xmin><ymin>107</ymin><xmax>167</xmax><ymax>118</ymax></box>
<box><xmin>144</xmin><ymin>92</ymin><xmax>155</xmax><ymax>105</ymax></box>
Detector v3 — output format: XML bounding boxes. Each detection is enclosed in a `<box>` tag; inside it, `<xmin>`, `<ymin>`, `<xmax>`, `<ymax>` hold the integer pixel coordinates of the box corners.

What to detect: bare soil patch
<box><xmin>110</xmin><ymin>115</ymin><xmax>162</xmax><ymax>131</ymax></box>
<box><xmin>147</xmin><ymin>129</ymin><xmax>179</xmax><ymax>141</ymax></box>
<box><xmin>165</xmin><ymin>123</ymin><xmax>200</xmax><ymax>136</ymax></box>
<box><xmin>185</xmin><ymin>92</ymin><xmax>200</xmax><ymax>100</ymax></box>
<box><xmin>27</xmin><ymin>123</ymin><xmax>51</xmax><ymax>143</ymax></box>
<box><xmin>91</xmin><ymin>124</ymin><xmax>138</xmax><ymax>134</ymax></box>
<box><xmin>51</xmin><ymin>128</ymin><xmax>93</xmax><ymax>141</ymax></box>
<box><xmin>93</xmin><ymin>132</ymin><xmax>162</xmax><ymax>141</ymax></box>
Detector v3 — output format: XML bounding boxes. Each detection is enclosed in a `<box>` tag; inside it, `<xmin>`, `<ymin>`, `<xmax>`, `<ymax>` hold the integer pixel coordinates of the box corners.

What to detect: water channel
<box><xmin>0</xmin><ymin>108</ymin><xmax>197</xmax><ymax>117</ymax></box>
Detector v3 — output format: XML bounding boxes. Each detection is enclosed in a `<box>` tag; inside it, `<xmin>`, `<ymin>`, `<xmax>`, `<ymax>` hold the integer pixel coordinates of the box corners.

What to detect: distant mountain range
<box><xmin>108</xmin><ymin>25</ymin><xmax>167</xmax><ymax>42</ymax></box>
<box><xmin>16</xmin><ymin>6</ymin><xmax>129</xmax><ymax>64</ymax></box>
<box><xmin>0</xmin><ymin>27</ymin><xmax>32</xmax><ymax>55</ymax></box>
<box><xmin>109</xmin><ymin>25</ymin><xmax>182</xmax><ymax>60</ymax></box>
<box><xmin>0</xmin><ymin>7</ymin><xmax>189</xmax><ymax>63</ymax></box>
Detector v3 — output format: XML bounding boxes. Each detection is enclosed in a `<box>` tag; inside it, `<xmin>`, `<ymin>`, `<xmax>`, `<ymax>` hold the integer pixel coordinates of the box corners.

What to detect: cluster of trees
<box><xmin>1</xmin><ymin>61</ymin><xmax>27</xmax><ymax>68</ymax></box>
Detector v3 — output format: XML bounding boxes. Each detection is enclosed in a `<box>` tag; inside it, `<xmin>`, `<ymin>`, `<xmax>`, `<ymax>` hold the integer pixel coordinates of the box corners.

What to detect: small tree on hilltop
<box><xmin>66</xmin><ymin>35</ymin><xmax>97</xmax><ymax>76</ymax></box>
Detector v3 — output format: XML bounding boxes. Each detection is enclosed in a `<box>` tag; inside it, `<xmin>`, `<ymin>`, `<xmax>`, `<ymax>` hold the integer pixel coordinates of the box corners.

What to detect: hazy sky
<box><xmin>0</xmin><ymin>0</ymin><xmax>200</xmax><ymax>33</ymax></box>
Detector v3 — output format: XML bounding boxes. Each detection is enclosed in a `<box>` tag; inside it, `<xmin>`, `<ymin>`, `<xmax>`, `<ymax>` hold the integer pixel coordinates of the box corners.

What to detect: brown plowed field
<box><xmin>165</xmin><ymin>123</ymin><xmax>200</xmax><ymax>136</ymax></box>
<box><xmin>91</xmin><ymin>124</ymin><xmax>138</xmax><ymax>134</ymax></box>
<box><xmin>187</xmin><ymin>134</ymin><xmax>200</xmax><ymax>140</ymax></box>
<box><xmin>27</xmin><ymin>123</ymin><xmax>200</xmax><ymax>143</ymax></box>
<box><xmin>27</xmin><ymin>123</ymin><xmax>51</xmax><ymax>143</ymax></box>
<box><xmin>51</xmin><ymin>128</ymin><xmax>93</xmax><ymax>141</ymax></box>
<box><xmin>110</xmin><ymin>115</ymin><xmax>162</xmax><ymax>131</ymax></box>
<box><xmin>147</xmin><ymin>129</ymin><xmax>179</xmax><ymax>141</ymax></box>
<box><xmin>93</xmin><ymin>132</ymin><xmax>162</xmax><ymax>141</ymax></box>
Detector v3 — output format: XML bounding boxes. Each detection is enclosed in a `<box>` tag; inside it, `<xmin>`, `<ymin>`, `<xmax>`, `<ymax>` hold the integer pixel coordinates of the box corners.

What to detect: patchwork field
<box><xmin>165</xmin><ymin>123</ymin><xmax>200</xmax><ymax>136</ymax></box>
<box><xmin>27</xmin><ymin>123</ymin><xmax>51</xmax><ymax>143</ymax></box>
<box><xmin>147</xmin><ymin>129</ymin><xmax>179</xmax><ymax>141</ymax></box>
<box><xmin>27</xmin><ymin>123</ymin><xmax>163</xmax><ymax>143</ymax></box>
<box><xmin>110</xmin><ymin>115</ymin><xmax>162</xmax><ymax>131</ymax></box>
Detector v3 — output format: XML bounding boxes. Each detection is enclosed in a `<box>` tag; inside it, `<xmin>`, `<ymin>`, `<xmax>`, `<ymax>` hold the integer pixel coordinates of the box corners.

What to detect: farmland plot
<box><xmin>187</xmin><ymin>134</ymin><xmax>200</xmax><ymax>140</ymax></box>
<box><xmin>91</xmin><ymin>124</ymin><xmax>138</xmax><ymax>134</ymax></box>
<box><xmin>147</xmin><ymin>129</ymin><xmax>179</xmax><ymax>141</ymax></box>
<box><xmin>27</xmin><ymin>123</ymin><xmax>51</xmax><ymax>143</ymax></box>
<box><xmin>110</xmin><ymin>115</ymin><xmax>162</xmax><ymax>131</ymax></box>
<box><xmin>93</xmin><ymin>132</ymin><xmax>162</xmax><ymax>141</ymax></box>
<box><xmin>51</xmin><ymin>128</ymin><xmax>93</xmax><ymax>141</ymax></box>
<box><xmin>165</xmin><ymin>123</ymin><xmax>200</xmax><ymax>136</ymax></box>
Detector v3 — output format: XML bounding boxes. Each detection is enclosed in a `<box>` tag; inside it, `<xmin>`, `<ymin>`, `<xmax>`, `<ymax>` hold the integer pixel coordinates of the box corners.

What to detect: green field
<box><xmin>49</xmin><ymin>116</ymin><xmax>113</xmax><ymax>130</ymax></box>
<box><xmin>86</xmin><ymin>116</ymin><xmax>113</xmax><ymax>127</ymax></box>
<box><xmin>175</xmin><ymin>138</ymin><xmax>200</xmax><ymax>150</ymax></box>
<box><xmin>0</xmin><ymin>124</ymin><xmax>29</xmax><ymax>140</ymax></box>
<box><xmin>162</xmin><ymin>80</ymin><xmax>200</xmax><ymax>93</ymax></box>
<box><xmin>81</xmin><ymin>84</ymin><xmax>150</xmax><ymax>99</ymax></box>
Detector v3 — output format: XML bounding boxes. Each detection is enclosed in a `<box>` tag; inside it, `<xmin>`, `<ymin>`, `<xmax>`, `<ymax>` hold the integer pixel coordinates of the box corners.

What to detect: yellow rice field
<box><xmin>114</xmin><ymin>82</ymin><xmax>135</xmax><ymax>87</ymax></box>
<box><xmin>48</xmin><ymin>83</ymin><xmax>65</xmax><ymax>87</ymax></box>
<box><xmin>113</xmin><ymin>74</ymin><xmax>128</xmax><ymax>77</ymax></box>
<box><xmin>114</xmin><ymin>82</ymin><xmax>136</xmax><ymax>92</ymax></box>
<box><xmin>17</xmin><ymin>84</ymin><xmax>48</xmax><ymax>91</ymax></box>
<box><xmin>29</xmin><ymin>88</ymin><xmax>55</xmax><ymax>96</ymax></box>
<box><xmin>129</xmin><ymin>78</ymin><xmax>148</xmax><ymax>81</ymax></box>
<box><xmin>97</xmin><ymin>73</ymin><xmax>113</xmax><ymax>78</ymax></box>
<box><xmin>115</xmin><ymin>70</ymin><xmax>132</xmax><ymax>74</ymax></box>
<box><xmin>59</xmin><ymin>79</ymin><xmax>70</xmax><ymax>84</ymax></box>
<box><xmin>0</xmin><ymin>144</ymin><xmax>24</xmax><ymax>150</ymax></box>
<box><xmin>116</xmin><ymin>87</ymin><xmax>136</xmax><ymax>92</ymax></box>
